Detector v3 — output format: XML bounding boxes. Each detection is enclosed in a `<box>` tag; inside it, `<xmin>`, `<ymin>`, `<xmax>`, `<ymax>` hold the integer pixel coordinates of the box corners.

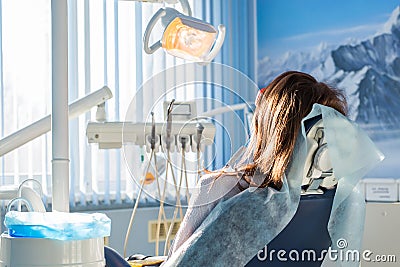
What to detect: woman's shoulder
<box><xmin>198</xmin><ymin>171</ymin><xmax>240</xmax><ymax>187</ymax></box>
<box><xmin>194</xmin><ymin>171</ymin><xmax>242</xmax><ymax>201</ymax></box>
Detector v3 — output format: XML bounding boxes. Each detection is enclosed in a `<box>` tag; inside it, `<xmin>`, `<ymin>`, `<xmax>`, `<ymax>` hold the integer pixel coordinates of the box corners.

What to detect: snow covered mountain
<box><xmin>258</xmin><ymin>6</ymin><xmax>400</xmax><ymax>138</ymax></box>
<box><xmin>258</xmin><ymin>42</ymin><xmax>334</xmax><ymax>88</ymax></box>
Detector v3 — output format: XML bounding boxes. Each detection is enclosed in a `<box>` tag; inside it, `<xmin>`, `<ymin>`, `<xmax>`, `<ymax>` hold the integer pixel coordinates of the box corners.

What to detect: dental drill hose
<box><xmin>123</xmin><ymin>151</ymin><xmax>154</xmax><ymax>258</ymax></box>
<box><xmin>164</xmin><ymin>136</ymin><xmax>187</xmax><ymax>255</ymax></box>
<box><xmin>157</xmin><ymin>150</ymin><xmax>184</xmax><ymax>255</ymax></box>
<box><xmin>157</xmin><ymin>99</ymin><xmax>182</xmax><ymax>255</ymax></box>
<box><xmin>150</xmin><ymin>112</ymin><xmax>169</xmax><ymax>256</ymax></box>
<box><xmin>181</xmin><ymin>136</ymin><xmax>190</xmax><ymax>202</ymax></box>
<box><xmin>154</xmin><ymin>152</ymin><xmax>169</xmax><ymax>256</ymax></box>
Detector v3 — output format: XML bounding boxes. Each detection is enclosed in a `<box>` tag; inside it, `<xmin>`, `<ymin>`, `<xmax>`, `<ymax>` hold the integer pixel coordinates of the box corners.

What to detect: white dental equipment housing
<box><xmin>85</xmin><ymin>101</ymin><xmax>257</xmax><ymax>153</ymax></box>
<box><xmin>86</xmin><ymin>101</ymin><xmax>215</xmax><ymax>152</ymax></box>
<box><xmin>86</xmin><ymin>120</ymin><xmax>216</xmax><ymax>151</ymax></box>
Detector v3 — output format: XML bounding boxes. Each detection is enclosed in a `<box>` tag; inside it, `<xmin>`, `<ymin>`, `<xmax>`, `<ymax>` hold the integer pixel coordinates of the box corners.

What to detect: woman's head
<box><xmin>245</xmin><ymin>71</ymin><xmax>347</xmax><ymax>189</ymax></box>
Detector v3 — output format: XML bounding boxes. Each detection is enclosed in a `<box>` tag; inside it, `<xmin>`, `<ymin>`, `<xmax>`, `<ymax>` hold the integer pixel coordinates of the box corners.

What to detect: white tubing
<box><xmin>163</xmin><ymin>144</ymin><xmax>187</xmax><ymax>255</ymax></box>
<box><xmin>154</xmin><ymin>153</ymin><xmax>169</xmax><ymax>256</ymax></box>
<box><xmin>123</xmin><ymin>151</ymin><xmax>154</xmax><ymax>258</ymax></box>
<box><xmin>156</xmin><ymin>156</ymin><xmax>170</xmax><ymax>255</ymax></box>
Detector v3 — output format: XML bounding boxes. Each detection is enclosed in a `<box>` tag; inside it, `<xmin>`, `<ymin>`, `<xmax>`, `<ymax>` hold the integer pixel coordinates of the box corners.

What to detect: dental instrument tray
<box><xmin>4</xmin><ymin>211</ymin><xmax>111</xmax><ymax>241</ymax></box>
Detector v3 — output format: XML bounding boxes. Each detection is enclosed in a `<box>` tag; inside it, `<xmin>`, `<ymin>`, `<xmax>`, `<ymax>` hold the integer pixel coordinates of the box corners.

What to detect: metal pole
<box><xmin>51</xmin><ymin>0</ymin><xmax>69</xmax><ymax>212</ymax></box>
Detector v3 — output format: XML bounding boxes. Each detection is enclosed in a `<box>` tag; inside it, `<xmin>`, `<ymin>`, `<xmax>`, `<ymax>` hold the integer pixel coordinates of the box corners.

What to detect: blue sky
<box><xmin>257</xmin><ymin>0</ymin><xmax>400</xmax><ymax>59</ymax></box>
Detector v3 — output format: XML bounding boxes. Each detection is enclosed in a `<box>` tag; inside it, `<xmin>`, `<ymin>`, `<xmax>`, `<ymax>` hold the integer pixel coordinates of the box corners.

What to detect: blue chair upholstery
<box><xmin>104</xmin><ymin>246</ymin><xmax>131</xmax><ymax>267</ymax></box>
<box><xmin>246</xmin><ymin>188</ymin><xmax>336</xmax><ymax>266</ymax></box>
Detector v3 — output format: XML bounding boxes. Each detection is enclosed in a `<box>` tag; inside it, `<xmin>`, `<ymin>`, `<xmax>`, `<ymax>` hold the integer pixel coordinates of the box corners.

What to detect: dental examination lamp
<box><xmin>141</xmin><ymin>0</ymin><xmax>226</xmax><ymax>63</ymax></box>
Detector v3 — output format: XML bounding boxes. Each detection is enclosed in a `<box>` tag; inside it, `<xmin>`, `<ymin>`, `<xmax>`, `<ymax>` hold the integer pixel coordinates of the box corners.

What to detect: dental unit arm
<box><xmin>0</xmin><ymin>86</ymin><xmax>113</xmax><ymax>157</ymax></box>
<box><xmin>86</xmin><ymin>101</ymin><xmax>216</xmax><ymax>151</ymax></box>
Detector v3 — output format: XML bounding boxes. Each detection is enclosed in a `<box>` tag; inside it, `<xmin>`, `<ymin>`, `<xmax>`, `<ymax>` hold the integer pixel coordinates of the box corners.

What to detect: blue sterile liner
<box><xmin>4</xmin><ymin>211</ymin><xmax>111</xmax><ymax>241</ymax></box>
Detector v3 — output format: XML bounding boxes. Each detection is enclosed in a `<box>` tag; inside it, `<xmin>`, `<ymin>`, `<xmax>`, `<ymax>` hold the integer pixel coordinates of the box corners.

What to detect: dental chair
<box><xmin>246</xmin><ymin>114</ymin><xmax>336</xmax><ymax>266</ymax></box>
<box><xmin>105</xmin><ymin>115</ymin><xmax>337</xmax><ymax>267</ymax></box>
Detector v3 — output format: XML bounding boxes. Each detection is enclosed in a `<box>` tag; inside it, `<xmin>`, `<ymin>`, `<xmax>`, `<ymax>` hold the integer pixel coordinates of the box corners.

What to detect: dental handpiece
<box><xmin>166</xmin><ymin>99</ymin><xmax>175</xmax><ymax>150</ymax></box>
<box><xmin>150</xmin><ymin>112</ymin><xmax>156</xmax><ymax>150</ymax></box>
<box><xmin>196</xmin><ymin>122</ymin><xmax>204</xmax><ymax>151</ymax></box>
<box><xmin>195</xmin><ymin>122</ymin><xmax>204</xmax><ymax>179</ymax></box>
<box><xmin>180</xmin><ymin>135</ymin><xmax>188</xmax><ymax>150</ymax></box>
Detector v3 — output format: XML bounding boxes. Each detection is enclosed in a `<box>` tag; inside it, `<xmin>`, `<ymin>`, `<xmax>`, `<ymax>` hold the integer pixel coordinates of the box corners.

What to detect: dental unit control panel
<box><xmin>86</xmin><ymin>101</ymin><xmax>216</xmax><ymax>152</ymax></box>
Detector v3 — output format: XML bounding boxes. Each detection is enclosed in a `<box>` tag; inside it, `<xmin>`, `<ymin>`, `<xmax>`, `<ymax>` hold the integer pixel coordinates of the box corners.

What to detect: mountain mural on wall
<box><xmin>258</xmin><ymin>6</ymin><xmax>400</xmax><ymax>140</ymax></box>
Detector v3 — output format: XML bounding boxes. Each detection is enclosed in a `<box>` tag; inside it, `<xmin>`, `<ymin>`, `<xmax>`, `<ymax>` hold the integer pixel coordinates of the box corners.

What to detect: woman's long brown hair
<box><xmin>212</xmin><ymin>71</ymin><xmax>348</xmax><ymax>190</ymax></box>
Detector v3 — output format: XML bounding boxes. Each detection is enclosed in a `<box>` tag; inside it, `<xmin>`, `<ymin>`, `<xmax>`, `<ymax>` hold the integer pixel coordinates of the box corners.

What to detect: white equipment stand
<box><xmin>0</xmin><ymin>233</ymin><xmax>105</xmax><ymax>267</ymax></box>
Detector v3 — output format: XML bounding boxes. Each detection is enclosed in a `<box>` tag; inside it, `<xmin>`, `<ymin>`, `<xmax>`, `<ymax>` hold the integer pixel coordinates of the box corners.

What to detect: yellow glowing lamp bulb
<box><xmin>162</xmin><ymin>17</ymin><xmax>217</xmax><ymax>61</ymax></box>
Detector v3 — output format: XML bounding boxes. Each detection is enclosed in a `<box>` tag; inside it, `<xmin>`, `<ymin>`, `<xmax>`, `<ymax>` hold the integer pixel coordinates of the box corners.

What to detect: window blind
<box><xmin>0</xmin><ymin>0</ymin><xmax>257</xmax><ymax>232</ymax></box>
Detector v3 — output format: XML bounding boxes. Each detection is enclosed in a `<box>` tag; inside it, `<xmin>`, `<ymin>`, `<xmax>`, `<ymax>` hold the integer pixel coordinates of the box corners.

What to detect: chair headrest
<box><xmin>304</xmin><ymin>114</ymin><xmax>322</xmax><ymax>133</ymax></box>
<box><xmin>302</xmin><ymin>115</ymin><xmax>337</xmax><ymax>195</ymax></box>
